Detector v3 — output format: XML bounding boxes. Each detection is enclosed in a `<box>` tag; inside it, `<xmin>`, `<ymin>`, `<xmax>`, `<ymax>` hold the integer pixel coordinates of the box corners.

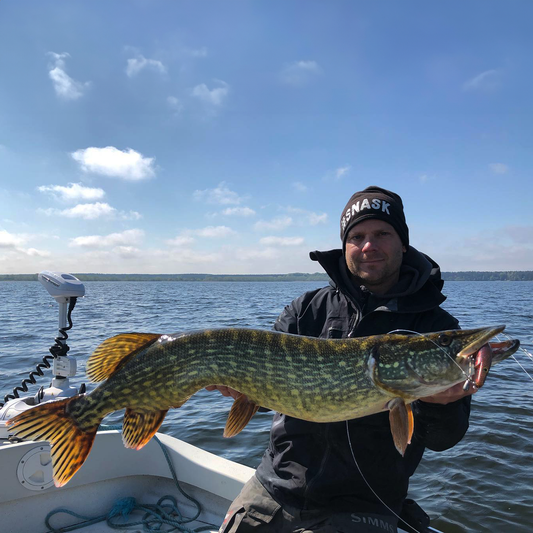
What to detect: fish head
<box><xmin>370</xmin><ymin>325</ymin><xmax>516</xmax><ymax>399</ymax></box>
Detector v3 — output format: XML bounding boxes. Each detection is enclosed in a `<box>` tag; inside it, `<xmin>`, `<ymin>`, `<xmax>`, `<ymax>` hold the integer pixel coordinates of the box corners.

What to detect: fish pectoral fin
<box><xmin>87</xmin><ymin>333</ymin><xmax>161</xmax><ymax>382</ymax></box>
<box><xmin>388</xmin><ymin>398</ymin><xmax>414</xmax><ymax>457</ymax></box>
<box><xmin>122</xmin><ymin>408</ymin><xmax>168</xmax><ymax>450</ymax></box>
<box><xmin>223</xmin><ymin>393</ymin><xmax>260</xmax><ymax>438</ymax></box>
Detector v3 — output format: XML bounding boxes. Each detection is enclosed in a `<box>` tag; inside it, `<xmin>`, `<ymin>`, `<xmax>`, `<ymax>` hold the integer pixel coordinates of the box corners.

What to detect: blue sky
<box><xmin>1</xmin><ymin>1</ymin><xmax>532</xmax><ymax>274</ymax></box>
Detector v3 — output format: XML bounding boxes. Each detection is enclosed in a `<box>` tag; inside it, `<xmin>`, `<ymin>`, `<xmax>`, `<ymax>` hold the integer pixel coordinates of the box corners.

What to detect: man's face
<box><xmin>344</xmin><ymin>219</ymin><xmax>406</xmax><ymax>294</ymax></box>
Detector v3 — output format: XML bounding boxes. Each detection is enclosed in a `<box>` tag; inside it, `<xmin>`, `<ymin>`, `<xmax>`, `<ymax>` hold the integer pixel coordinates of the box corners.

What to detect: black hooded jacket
<box><xmin>255</xmin><ymin>247</ymin><xmax>471</xmax><ymax>516</ymax></box>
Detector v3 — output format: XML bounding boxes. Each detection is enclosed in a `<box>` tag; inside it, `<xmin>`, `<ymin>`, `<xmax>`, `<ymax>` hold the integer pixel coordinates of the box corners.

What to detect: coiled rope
<box><xmin>45</xmin><ymin>426</ymin><xmax>217</xmax><ymax>533</ymax></box>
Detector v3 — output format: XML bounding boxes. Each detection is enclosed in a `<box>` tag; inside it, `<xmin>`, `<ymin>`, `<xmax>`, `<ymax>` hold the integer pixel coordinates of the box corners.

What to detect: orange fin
<box><xmin>223</xmin><ymin>394</ymin><xmax>260</xmax><ymax>438</ymax></box>
<box><xmin>7</xmin><ymin>396</ymin><xmax>99</xmax><ymax>487</ymax></box>
<box><xmin>388</xmin><ymin>398</ymin><xmax>414</xmax><ymax>456</ymax></box>
<box><xmin>122</xmin><ymin>408</ymin><xmax>168</xmax><ymax>450</ymax></box>
<box><xmin>87</xmin><ymin>333</ymin><xmax>161</xmax><ymax>382</ymax></box>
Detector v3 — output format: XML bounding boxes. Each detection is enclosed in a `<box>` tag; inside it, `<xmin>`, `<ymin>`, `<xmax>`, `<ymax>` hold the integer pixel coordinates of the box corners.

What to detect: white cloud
<box><xmin>47</xmin><ymin>52</ymin><xmax>90</xmax><ymax>100</ymax></box>
<box><xmin>194</xmin><ymin>182</ymin><xmax>244</xmax><ymax>205</ymax></box>
<box><xmin>25</xmin><ymin>248</ymin><xmax>52</xmax><ymax>257</ymax></box>
<box><xmin>308</xmin><ymin>212</ymin><xmax>328</xmax><ymax>225</ymax></box>
<box><xmin>71</xmin><ymin>146</ymin><xmax>155</xmax><ymax>180</ymax></box>
<box><xmin>259</xmin><ymin>236</ymin><xmax>304</xmax><ymax>246</ymax></box>
<box><xmin>191</xmin><ymin>80</ymin><xmax>229</xmax><ymax>106</ymax></box>
<box><xmin>285</xmin><ymin>206</ymin><xmax>328</xmax><ymax>226</ymax></box>
<box><xmin>114</xmin><ymin>246</ymin><xmax>141</xmax><ymax>257</ymax></box>
<box><xmin>463</xmin><ymin>69</ymin><xmax>500</xmax><ymax>92</ymax></box>
<box><xmin>324</xmin><ymin>165</ymin><xmax>351</xmax><ymax>181</ymax></box>
<box><xmin>489</xmin><ymin>163</ymin><xmax>509</xmax><ymax>174</ymax></box>
<box><xmin>193</xmin><ymin>226</ymin><xmax>236</xmax><ymax>238</ymax></box>
<box><xmin>122</xmin><ymin>210</ymin><xmax>142</xmax><ymax>221</ymax></box>
<box><xmin>0</xmin><ymin>230</ymin><xmax>50</xmax><ymax>257</ymax></box>
<box><xmin>41</xmin><ymin>202</ymin><xmax>116</xmax><ymax>220</ymax></box>
<box><xmin>167</xmin><ymin>226</ymin><xmax>236</xmax><ymax>243</ymax></box>
<box><xmin>335</xmin><ymin>166</ymin><xmax>351</xmax><ymax>179</ymax></box>
<box><xmin>280</xmin><ymin>60</ymin><xmax>322</xmax><ymax>85</ymax></box>
<box><xmin>189</xmin><ymin>47</ymin><xmax>208</xmax><ymax>57</ymax></box>
<box><xmin>126</xmin><ymin>54</ymin><xmax>167</xmax><ymax>77</ymax></box>
<box><xmin>38</xmin><ymin>183</ymin><xmax>105</xmax><ymax>202</ymax></box>
<box><xmin>166</xmin><ymin>235</ymin><xmax>195</xmax><ymax>247</ymax></box>
<box><xmin>419</xmin><ymin>174</ymin><xmax>437</xmax><ymax>184</ymax></box>
<box><xmin>0</xmin><ymin>229</ymin><xmax>25</xmax><ymax>248</ymax></box>
<box><xmin>40</xmin><ymin>202</ymin><xmax>140</xmax><ymax>221</ymax></box>
<box><xmin>293</xmin><ymin>182</ymin><xmax>308</xmax><ymax>193</ymax></box>
<box><xmin>70</xmin><ymin>229</ymin><xmax>144</xmax><ymax>248</ymax></box>
<box><xmin>254</xmin><ymin>216</ymin><xmax>293</xmax><ymax>231</ymax></box>
<box><xmin>167</xmin><ymin>96</ymin><xmax>184</xmax><ymax>114</ymax></box>
<box><xmin>503</xmin><ymin>225</ymin><xmax>533</xmax><ymax>244</ymax></box>
<box><xmin>221</xmin><ymin>207</ymin><xmax>256</xmax><ymax>217</ymax></box>
<box><xmin>234</xmin><ymin>247</ymin><xmax>280</xmax><ymax>261</ymax></box>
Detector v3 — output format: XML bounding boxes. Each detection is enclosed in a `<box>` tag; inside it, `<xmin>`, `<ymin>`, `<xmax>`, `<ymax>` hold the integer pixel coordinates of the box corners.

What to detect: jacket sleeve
<box><xmin>411</xmin><ymin>307</ymin><xmax>471</xmax><ymax>451</ymax></box>
<box><xmin>273</xmin><ymin>302</ymin><xmax>300</xmax><ymax>334</ymax></box>
<box><xmin>273</xmin><ymin>288</ymin><xmax>323</xmax><ymax>335</ymax></box>
<box><xmin>412</xmin><ymin>396</ymin><xmax>471</xmax><ymax>451</ymax></box>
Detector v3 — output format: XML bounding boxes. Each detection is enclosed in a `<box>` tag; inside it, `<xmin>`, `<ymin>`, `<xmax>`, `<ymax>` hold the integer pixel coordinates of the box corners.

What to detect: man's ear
<box><xmin>402</xmin><ymin>246</ymin><xmax>407</xmax><ymax>253</ymax></box>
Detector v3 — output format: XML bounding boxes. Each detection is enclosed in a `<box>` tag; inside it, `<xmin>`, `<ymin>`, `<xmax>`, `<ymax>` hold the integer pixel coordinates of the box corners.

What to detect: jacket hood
<box><xmin>310</xmin><ymin>246</ymin><xmax>447</xmax><ymax>313</ymax></box>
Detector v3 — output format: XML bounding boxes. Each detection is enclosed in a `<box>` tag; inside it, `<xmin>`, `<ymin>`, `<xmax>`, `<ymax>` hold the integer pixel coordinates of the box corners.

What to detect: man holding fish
<box><xmin>9</xmin><ymin>186</ymin><xmax>515</xmax><ymax>530</ymax></box>
<box><xmin>215</xmin><ymin>186</ymin><xmax>481</xmax><ymax>533</ymax></box>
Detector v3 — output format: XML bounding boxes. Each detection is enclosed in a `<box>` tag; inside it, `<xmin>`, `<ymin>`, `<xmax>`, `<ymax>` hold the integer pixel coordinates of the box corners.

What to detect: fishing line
<box><xmin>345</xmin><ymin>421</ymin><xmax>423</xmax><ymax>533</ymax></box>
<box><xmin>510</xmin><ymin>356</ymin><xmax>533</xmax><ymax>383</ymax></box>
<box><xmin>496</xmin><ymin>333</ymin><xmax>533</xmax><ymax>383</ymax></box>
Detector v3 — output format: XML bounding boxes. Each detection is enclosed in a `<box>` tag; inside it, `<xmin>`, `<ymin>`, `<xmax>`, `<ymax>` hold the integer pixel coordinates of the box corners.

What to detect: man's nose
<box><xmin>361</xmin><ymin>239</ymin><xmax>378</xmax><ymax>252</ymax></box>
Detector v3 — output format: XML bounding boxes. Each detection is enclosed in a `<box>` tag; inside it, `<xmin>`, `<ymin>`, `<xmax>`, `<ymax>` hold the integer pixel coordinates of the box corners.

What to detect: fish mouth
<box><xmin>489</xmin><ymin>338</ymin><xmax>521</xmax><ymax>362</ymax></box>
<box><xmin>457</xmin><ymin>325</ymin><xmax>506</xmax><ymax>359</ymax></box>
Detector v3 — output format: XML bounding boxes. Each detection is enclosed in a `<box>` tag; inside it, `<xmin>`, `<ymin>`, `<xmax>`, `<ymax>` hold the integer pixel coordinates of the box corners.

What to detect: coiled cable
<box><xmin>0</xmin><ymin>297</ymin><xmax>77</xmax><ymax>408</ymax></box>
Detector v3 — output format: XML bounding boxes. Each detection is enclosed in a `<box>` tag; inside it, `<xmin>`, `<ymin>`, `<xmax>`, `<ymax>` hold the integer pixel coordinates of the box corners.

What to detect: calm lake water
<box><xmin>1</xmin><ymin>280</ymin><xmax>532</xmax><ymax>532</ymax></box>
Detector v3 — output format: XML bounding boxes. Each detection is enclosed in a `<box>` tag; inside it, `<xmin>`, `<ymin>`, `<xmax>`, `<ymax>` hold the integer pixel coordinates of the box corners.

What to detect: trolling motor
<box><xmin>0</xmin><ymin>271</ymin><xmax>86</xmax><ymax>439</ymax></box>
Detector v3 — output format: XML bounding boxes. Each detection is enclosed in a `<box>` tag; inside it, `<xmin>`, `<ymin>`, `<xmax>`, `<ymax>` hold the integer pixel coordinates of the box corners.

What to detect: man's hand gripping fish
<box><xmin>8</xmin><ymin>325</ymin><xmax>519</xmax><ymax>487</ymax></box>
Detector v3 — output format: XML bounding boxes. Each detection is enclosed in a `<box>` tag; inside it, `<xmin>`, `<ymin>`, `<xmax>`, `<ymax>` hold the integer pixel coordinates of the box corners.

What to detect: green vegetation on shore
<box><xmin>1</xmin><ymin>272</ymin><xmax>532</xmax><ymax>282</ymax></box>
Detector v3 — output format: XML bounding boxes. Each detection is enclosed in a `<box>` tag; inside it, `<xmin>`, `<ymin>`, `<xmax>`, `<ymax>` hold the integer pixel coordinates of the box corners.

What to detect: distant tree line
<box><xmin>0</xmin><ymin>272</ymin><xmax>329</xmax><ymax>282</ymax></box>
<box><xmin>1</xmin><ymin>271</ymin><xmax>532</xmax><ymax>282</ymax></box>
<box><xmin>441</xmin><ymin>271</ymin><xmax>533</xmax><ymax>281</ymax></box>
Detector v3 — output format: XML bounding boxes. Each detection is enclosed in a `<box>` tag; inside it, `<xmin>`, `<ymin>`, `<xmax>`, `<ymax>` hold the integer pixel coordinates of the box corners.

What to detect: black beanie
<box><xmin>340</xmin><ymin>186</ymin><xmax>409</xmax><ymax>248</ymax></box>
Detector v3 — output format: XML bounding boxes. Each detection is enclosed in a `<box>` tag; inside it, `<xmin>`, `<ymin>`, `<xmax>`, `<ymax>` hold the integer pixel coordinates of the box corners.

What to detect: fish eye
<box><xmin>438</xmin><ymin>334</ymin><xmax>452</xmax><ymax>347</ymax></box>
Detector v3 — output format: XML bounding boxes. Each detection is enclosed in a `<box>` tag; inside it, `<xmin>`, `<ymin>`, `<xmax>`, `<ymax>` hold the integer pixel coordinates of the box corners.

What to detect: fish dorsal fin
<box><xmin>122</xmin><ymin>408</ymin><xmax>168</xmax><ymax>450</ymax></box>
<box><xmin>223</xmin><ymin>393</ymin><xmax>260</xmax><ymax>438</ymax></box>
<box><xmin>388</xmin><ymin>398</ymin><xmax>414</xmax><ymax>456</ymax></box>
<box><xmin>87</xmin><ymin>333</ymin><xmax>161</xmax><ymax>382</ymax></box>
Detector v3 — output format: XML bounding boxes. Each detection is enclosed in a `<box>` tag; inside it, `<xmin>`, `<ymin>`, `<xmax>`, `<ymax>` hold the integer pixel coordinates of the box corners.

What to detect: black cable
<box><xmin>0</xmin><ymin>298</ymin><xmax>77</xmax><ymax>408</ymax></box>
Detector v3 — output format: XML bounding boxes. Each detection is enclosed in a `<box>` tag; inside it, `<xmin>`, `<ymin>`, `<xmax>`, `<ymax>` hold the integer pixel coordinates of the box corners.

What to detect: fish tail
<box><xmin>7</xmin><ymin>396</ymin><xmax>100</xmax><ymax>487</ymax></box>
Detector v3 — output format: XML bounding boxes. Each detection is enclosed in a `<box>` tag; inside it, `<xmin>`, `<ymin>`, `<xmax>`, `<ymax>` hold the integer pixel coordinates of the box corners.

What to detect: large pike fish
<box><xmin>8</xmin><ymin>326</ymin><xmax>519</xmax><ymax>487</ymax></box>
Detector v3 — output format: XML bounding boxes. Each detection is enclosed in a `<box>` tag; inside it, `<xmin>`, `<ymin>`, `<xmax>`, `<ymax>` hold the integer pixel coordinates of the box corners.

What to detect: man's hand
<box><xmin>419</xmin><ymin>381</ymin><xmax>477</xmax><ymax>405</ymax></box>
<box><xmin>205</xmin><ymin>385</ymin><xmax>241</xmax><ymax>399</ymax></box>
<box><xmin>420</xmin><ymin>343</ymin><xmax>494</xmax><ymax>405</ymax></box>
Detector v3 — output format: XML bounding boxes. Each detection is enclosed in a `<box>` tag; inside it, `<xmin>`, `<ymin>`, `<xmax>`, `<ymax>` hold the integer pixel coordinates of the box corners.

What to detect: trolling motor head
<box><xmin>38</xmin><ymin>271</ymin><xmax>85</xmax><ymax>303</ymax></box>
